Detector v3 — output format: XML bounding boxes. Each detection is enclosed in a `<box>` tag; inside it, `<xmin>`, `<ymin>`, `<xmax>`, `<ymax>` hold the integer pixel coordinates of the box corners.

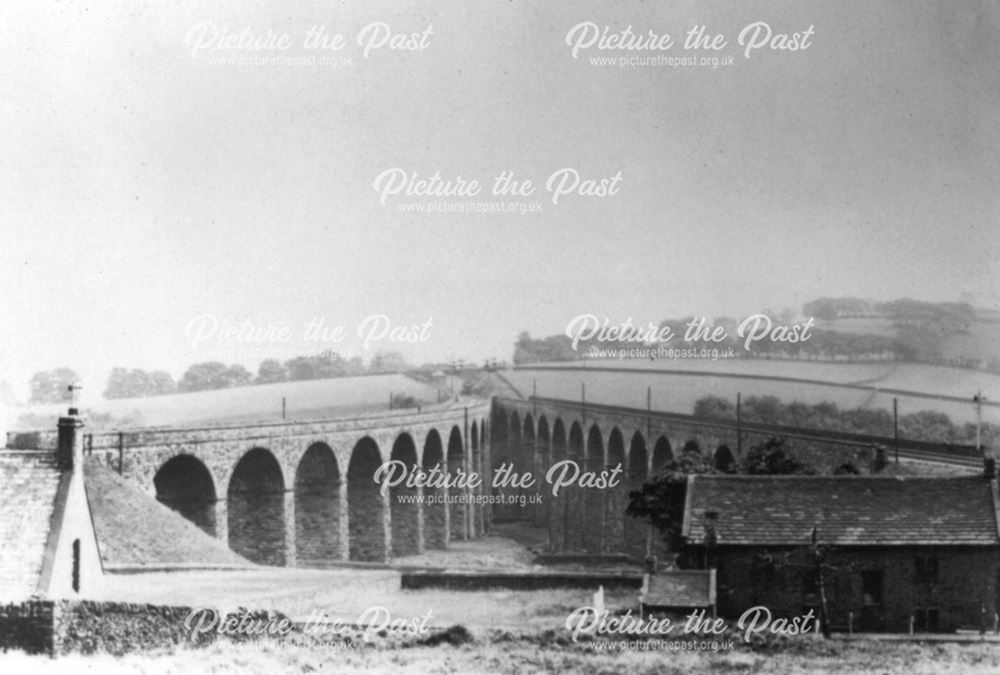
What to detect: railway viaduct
<box><xmin>11</xmin><ymin>400</ymin><xmax>492</xmax><ymax>566</ymax></box>
<box><xmin>490</xmin><ymin>395</ymin><xmax>981</xmax><ymax>561</ymax></box>
<box><xmin>7</xmin><ymin>393</ymin><xmax>978</xmax><ymax>568</ymax></box>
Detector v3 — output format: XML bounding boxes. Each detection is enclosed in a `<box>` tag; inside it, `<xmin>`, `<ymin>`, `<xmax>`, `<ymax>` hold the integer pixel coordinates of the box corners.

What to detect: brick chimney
<box><xmin>57</xmin><ymin>407</ymin><xmax>84</xmax><ymax>470</ymax></box>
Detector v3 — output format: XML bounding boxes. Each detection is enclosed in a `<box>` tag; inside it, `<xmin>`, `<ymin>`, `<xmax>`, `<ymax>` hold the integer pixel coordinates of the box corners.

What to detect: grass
<box><xmin>4</xmin><ymin>627</ymin><xmax>1000</xmax><ymax>674</ymax></box>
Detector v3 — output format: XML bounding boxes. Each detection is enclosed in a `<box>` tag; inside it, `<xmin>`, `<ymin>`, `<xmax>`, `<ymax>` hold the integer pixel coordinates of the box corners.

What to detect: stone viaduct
<box><xmin>490</xmin><ymin>395</ymin><xmax>897</xmax><ymax>562</ymax></box>
<box><xmin>9</xmin><ymin>392</ymin><xmax>961</xmax><ymax>568</ymax></box>
<box><xmin>29</xmin><ymin>401</ymin><xmax>493</xmax><ymax>566</ymax></box>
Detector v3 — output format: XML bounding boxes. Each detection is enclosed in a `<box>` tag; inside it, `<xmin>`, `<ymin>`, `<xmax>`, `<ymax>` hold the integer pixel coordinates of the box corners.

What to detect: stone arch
<box><xmin>390</xmin><ymin>433</ymin><xmax>422</xmax><ymax>556</ymax></box>
<box><xmin>682</xmin><ymin>439</ymin><xmax>703</xmax><ymax>457</ymax></box>
<box><xmin>470</xmin><ymin>420</ymin><xmax>483</xmax><ymax>536</ymax></box>
<box><xmin>509</xmin><ymin>411</ymin><xmax>522</xmax><ymax>442</ymax></box>
<box><xmin>493</xmin><ymin>408</ymin><xmax>508</xmax><ymax>443</ymax></box>
<box><xmin>509</xmin><ymin>411</ymin><xmax>523</xmax><ymax>484</ymax></box>
<box><xmin>535</xmin><ymin>416</ymin><xmax>551</xmax><ymax>527</ymax></box>
<box><xmin>625</xmin><ymin>432</ymin><xmax>649</xmax><ymax>558</ymax></box>
<box><xmin>294</xmin><ymin>443</ymin><xmax>342</xmax><ymax>565</ymax></box>
<box><xmin>604</xmin><ymin>427</ymin><xmax>626</xmax><ymax>553</ymax></box>
<box><xmin>348</xmin><ymin>437</ymin><xmax>388</xmax><ymax>562</ymax></box>
<box><xmin>228</xmin><ymin>447</ymin><xmax>285</xmax><ymax>566</ymax></box>
<box><xmin>447</xmin><ymin>425</ymin><xmax>467</xmax><ymax>539</ymax></box>
<box><xmin>522</xmin><ymin>413</ymin><xmax>538</xmax><ymax>522</ymax></box>
<box><xmin>652</xmin><ymin>436</ymin><xmax>674</xmax><ymax>473</ymax></box>
<box><xmin>582</xmin><ymin>424</ymin><xmax>605</xmax><ymax>553</ymax></box>
<box><xmin>713</xmin><ymin>445</ymin><xmax>737</xmax><ymax>473</ymax></box>
<box><xmin>549</xmin><ymin>418</ymin><xmax>568</xmax><ymax>551</ymax></box>
<box><xmin>423</xmin><ymin>429</ymin><xmax>448</xmax><ymax>548</ymax></box>
<box><xmin>565</xmin><ymin>421</ymin><xmax>585</xmax><ymax>551</ymax></box>
<box><xmin>154</xmin><ymin>454</ymin><xmax>217</xmax><ymax>537</ymax></box>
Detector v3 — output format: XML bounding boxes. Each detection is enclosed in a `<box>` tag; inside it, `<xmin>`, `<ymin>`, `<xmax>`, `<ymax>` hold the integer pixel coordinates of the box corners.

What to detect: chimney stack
<box><xmin>57</xmin><ymin>408</ymin><xmax>84</xmax><ymax>470</ymax></box>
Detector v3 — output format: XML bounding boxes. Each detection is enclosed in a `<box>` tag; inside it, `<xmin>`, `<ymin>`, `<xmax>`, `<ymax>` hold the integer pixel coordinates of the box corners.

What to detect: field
<box><xmin>5</xmin><ymin>515</ymin><xmax>1000</xmax><ymax>673</ymax></box>
<box><xmin>6</xmin><ymin>557</ymin><xmax>1000</xmax><ymax>675</ymax></box>
<box><xmin>4</xmin><ymin>634</ymin><xmax>1000</xmax><ymax>675</ymax></box>
<box><xmin>504</xmin><ymin>361</ymin><xmax>1000</xmax><ymax>426</ymax></box>
<box><xmin>5</xmin><ymin>373</ymin><xmax>444</xmax><ymax>431</ymax></box>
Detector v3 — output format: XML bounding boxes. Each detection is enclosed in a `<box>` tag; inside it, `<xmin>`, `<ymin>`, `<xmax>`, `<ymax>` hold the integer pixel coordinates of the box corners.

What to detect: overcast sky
<box><xmin>0</xmin><ymin>0</ymin><xmax>997</xmax><ymax>399</ymax></box>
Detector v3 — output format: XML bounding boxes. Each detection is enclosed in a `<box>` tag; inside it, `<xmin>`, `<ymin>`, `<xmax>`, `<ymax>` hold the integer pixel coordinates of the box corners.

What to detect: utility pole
<box><xmin>893</xmin><ymin>397</ymin><xmax>899</xmax><ymax>464</ymax></box>
<box><xmin>736</xmin><ymin>392</ymin><xmax>742</xmax><ymax>456</ymax></box>
<box><xmin>811</xmin><ymin>528</ymin><xmax>832</xmax><ymax>639</ymax></box>
<box><xmin>974</xmin><ymin>391</ymin><xmax>986</xmax><ymax>452</ymax></box>
<box><xmin>282</xmin><ymin>396</ymin><xmax>287</xmax><ymax>420</ymax></box>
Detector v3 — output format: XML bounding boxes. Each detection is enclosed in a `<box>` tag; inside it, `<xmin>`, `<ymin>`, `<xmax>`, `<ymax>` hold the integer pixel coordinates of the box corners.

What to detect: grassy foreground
<box><xmin>3</xmin><ymin>631</ymin><xmax>1000</xmax><ymax>674</ymax></box>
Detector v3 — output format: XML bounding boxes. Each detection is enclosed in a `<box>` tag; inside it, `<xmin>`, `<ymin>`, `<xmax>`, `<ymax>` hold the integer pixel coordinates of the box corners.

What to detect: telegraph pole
<box><xmin>974</xmin><ymin>392</ymin><xmax>987</xmax><ymax>452</ymax></box>
<box><xmin>893</xmin><ymin>397</ymin><xmax>899</xmax><ymax>464</ymax></box>
<box><xmin>736</xmin><ymin>392</ymin><xmax>742</xmax><ymax>456</ymax></box>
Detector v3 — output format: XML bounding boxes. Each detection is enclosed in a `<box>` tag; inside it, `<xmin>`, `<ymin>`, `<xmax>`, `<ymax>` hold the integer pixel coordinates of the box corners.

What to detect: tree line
<box><xmin>693</xmin><ymin>394</ymin><xmax>998</xmax><ymax>450</ymax></box>
<box><xmin>24</xmin><ymin>350</ymin><xmax>415</xmax><ymax>403</ymax></box>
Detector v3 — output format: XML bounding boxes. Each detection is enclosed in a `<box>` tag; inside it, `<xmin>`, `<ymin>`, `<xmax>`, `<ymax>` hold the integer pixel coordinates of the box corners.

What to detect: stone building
<box><xmin>0</xmin><ymin>408</ymin><xmax>103</xmax><ymax>601</ymax></box>
<box><xmin>680</xmin><ymin>473</ymin><xmax>1000</xmax><ymax>633</ymax></box>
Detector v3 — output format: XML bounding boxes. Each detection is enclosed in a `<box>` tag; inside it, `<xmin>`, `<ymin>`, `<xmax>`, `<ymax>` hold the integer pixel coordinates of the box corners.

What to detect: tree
<box><xmin>147</xmin><ymin>370</ymin><xmax>177</xmax><ymax>395</ymax></box>
<box><xmin>512</xmin><ymin>332</ymin><xmax>577</xmax><ymax>364</ymax></box>
<box><xmin>256</xmin><ymin>359</ymin><xmax>288</xmax><ymax>384</ymax></box>
<box><xmin>368</xmin><ymin>350</ymin><xmax>412</xmax><ymax>374</ymax></box>
<box><xmin>284</xmin><ymin>354</ymin><xmax>348</xmax><ymax>381</ymax></box>
<box><xmin>104</xmin><ymin>368</ymin><xmax>176</xmax><ymax>399</ymax></box>
<box><xmin>29</xmin><ymin>367</ymin><xmax>80</xmax><ymax>404</ymax></box>
<box><xmin>742</xmin><ymin>437</ymin><xmax>815</xmax><ymax>475</ymax></box>
<box><xmin>626</xmin><ymin>452</ymin><xmax>716</xmax><ymax>551</ymax></box>
<box><xmin>178</xmin><ymin>362</ymin><xmax>252</xmax><ymax>392</ymax></box>
<box><xmin>741</xmin><ymin>396</ymin><xmax>784</xmax><ymax>426</ymax></box>
<box><xmin>693</xmin><ymin>396</ymin><xmax>736</xmax><ymax>420</ymax></box>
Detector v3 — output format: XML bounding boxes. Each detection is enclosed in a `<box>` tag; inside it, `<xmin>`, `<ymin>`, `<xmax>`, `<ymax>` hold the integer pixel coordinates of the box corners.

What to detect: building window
<box><xmin>861</xmin><ymin>569</ymin><xmax>883</xmax><ymax>606</ymax></box>
<box><xmin>915</xmin><ymin>556</ymin><xmax>939</xmax><ymax>584</ymax></box>
<box><xmin>72</xmin><ymin>539</ymin><xmax>80</xmax><ymax>593</ymax></box>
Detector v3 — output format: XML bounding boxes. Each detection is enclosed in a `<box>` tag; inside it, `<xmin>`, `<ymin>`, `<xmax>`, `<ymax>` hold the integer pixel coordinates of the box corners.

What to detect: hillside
<box><xmin>9</xmin><ymin>372</ymin><xmax>443</xmax><ymax>430</ymax></box>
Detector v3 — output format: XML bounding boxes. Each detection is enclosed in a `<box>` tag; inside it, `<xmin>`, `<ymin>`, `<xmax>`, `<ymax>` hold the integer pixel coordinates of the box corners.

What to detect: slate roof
<box><xmin>0</xmin><ymin>450</ymin><xmax>62</xmax><ymax>601</ymax></box>
<box><xmin>682</xmin><ymin>475</ymin><xmax>1000</xmax><ymax>547</ymax></box>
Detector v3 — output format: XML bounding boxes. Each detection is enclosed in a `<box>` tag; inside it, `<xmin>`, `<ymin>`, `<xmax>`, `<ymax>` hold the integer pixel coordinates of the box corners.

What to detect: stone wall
<box><xmin>0</xmin><ymin>600</ymin><xmax>207</xmax><ymax>656</ymax></box>
<box><xmin>0</xmin><ymin>600</ymin><xmax>54</xmax><ymax>655</ymax></box>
